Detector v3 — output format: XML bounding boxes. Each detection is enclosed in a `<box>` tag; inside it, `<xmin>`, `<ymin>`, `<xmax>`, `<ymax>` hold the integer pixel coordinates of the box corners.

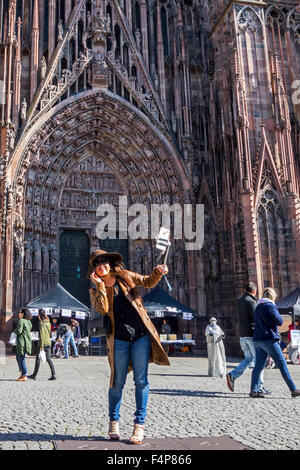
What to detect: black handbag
<box><xmin>88</xmin><ymin>314</ymin><xmax>112</xmax><ymax>337</ymax></box>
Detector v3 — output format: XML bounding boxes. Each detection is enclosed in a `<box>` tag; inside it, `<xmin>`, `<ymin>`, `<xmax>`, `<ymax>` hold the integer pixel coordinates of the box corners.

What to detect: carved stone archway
<box><xmin>7</xmin><ymin>90</ymin><xmax>195</xmax><ymax>316</ymax></box>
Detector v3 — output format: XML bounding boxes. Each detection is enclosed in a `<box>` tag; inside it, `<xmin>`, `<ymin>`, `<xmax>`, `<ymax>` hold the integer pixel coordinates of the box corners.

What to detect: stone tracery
<box><xmin>10</xmin><ymin>90</ymin><xmax>189</xmax><ymax>308</ymax></box>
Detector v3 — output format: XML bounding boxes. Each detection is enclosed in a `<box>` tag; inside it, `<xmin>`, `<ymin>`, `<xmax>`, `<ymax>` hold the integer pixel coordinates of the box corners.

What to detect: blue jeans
<box><xmin>109</xmin><ymin>334</ymin><xmax>151</xmax><ymax>425</ymax></box>
<box><xmin>16</xmin><ymin>354</ymin><xmax>27</xmax><ymax>376</ymax></box>
<box><xmin>230</xmin><ymin>337</ymin><xmax>264</xmax><ymax>389</ymax></box>
<box><xmin>63</xmin><ymin>331</ymin><xmax>78</xmax><ymax>359</ymax></box>
<box><xmin>251</xmin><ymin>340</ymin><xmax>297</xmax><ymax>393</ymax></box>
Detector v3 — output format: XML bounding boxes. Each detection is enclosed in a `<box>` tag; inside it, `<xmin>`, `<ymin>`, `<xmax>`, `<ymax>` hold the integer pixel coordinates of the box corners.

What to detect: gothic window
<box><xmin>265</xmin><ymin>6</ymin><xmax>289</xmax><ymax>94</ymax></box>
<box><xmin>256</xmin><ymin>186</ymin><xmax>290</xmax><ymax>296</ymax></box>
<box><xmin>131</xmin><ymin>65</ymin><xmax>137</xmax><ymax>78</ymax></box>
<box><xmin>116</xmin><ymin>75</ymin><xmax>122</xmax><ymax>96</ymax></box>
<box><xmin>106</xmin><ymin>3</ymin><xmax>112</xmax><ymax>50</ymax></box>
<box><xmin>114</xmin><ymin>24</ymin><xmax>121</xmax><ymax>59</ymax></box>
<box><xmin>132</xmin><ymin>1</ymin><xmax>141</xmax><ymax>36</ymax></box>
<box><xmin>123</xmin><ymin>43</ymin><xmax>129</xmax><ymax>74</ymax></box>
<box><xmin>16</xmin><ymin>0</ymin><xmax>22</xmax><ymax>20</ymax></box>
<box><xmin>56</xmin><ymin>0</ymin><xmax>65</xmax><ymax>28</ymax></box>
<box><xmin>43</xmin><ymin>0</ymin><xmax>49</xmax><ymax>49</ymax></box>
<box><xmin>78</xmin><ymin>20</ymin><xmax>84</xmax><ymax>54</ymax></box>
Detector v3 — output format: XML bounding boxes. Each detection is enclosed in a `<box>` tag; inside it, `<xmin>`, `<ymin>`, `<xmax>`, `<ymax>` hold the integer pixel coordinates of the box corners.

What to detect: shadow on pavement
<box><xmin>149</xmin><ymin>389</ymin><xmax>246</xmax><ymax>398</ymax></box>
<box><xmin>0</xmin><ymin>379</ymin><xmax>20</xmax><ymax>382</ymax></box>
<box><xmin>150</xmin><ymin>374</ymin><xmax>208</xmax><ymax>377</ymax></box>
<box><xmin>0</xmin><ymin>433</ymin><xmax>107</xmax><ymax>442</ymax></box>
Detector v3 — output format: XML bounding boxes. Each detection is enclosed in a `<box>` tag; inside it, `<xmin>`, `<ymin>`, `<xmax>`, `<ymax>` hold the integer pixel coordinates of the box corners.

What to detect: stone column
<box><xmin>0</xmin><ymin>187</ymin><xmax>14</xmax><ymax>333</ymax></box>
<box><xmin>48</xmin><ymin>0</ymin><xmax>56</xmax><ymax>61</ymax></box>
<box><xmin>5</xmin><ymin>0</ymin><xmax>16</xmax><ymax>124</ymax></box>
<box><xmin>65</xmin><ymin>0</ymin><xmax>72</xmax><ymax>23</ymax></box>
<box><xmin>139</xmin><ymin>0</ymin><xmax>149</xmax><ymax>70</ymax></box>
<box><xmin>13</xmin><ymin>17</ymin><xmax>22</xmax><ymax>126</ymax></box>
<box><xmin>30</xmin><ymin>0</ymin><xmax>39</xmax><ymax>102</ymax></box>
<box><xmin>156</xmin><ymin>1</ymin><xmax>166</xmax><ymax>110</ymax></box>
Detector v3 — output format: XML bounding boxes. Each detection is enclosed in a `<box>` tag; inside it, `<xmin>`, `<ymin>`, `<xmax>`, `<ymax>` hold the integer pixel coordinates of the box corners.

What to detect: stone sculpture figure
<box><xmin>21</xmin><ymin>97</ymin><xmax>27</xmax><ymax>122</ymax></box>
<box><xmin>32</xmin><ymin>234</ymin><xmax>42</xmax><ymax>271</ymax></box>
<box><xmin>13</xmin><ymin>229</ymin><xmax>24</xmax><ymax>272</ymax></box>
<box><xmin>135</xmin><ymin>29</ymin><xmax>141</xmax><ymax>49</ymax></box>
<box><xmin>58</xmin><ymin>21</ymin><xmax>64</xmax><ymax>41</ymax></box>
<box><xmin>49</xmin><ymin>243</ymin><xmax>59</xmax><ymax>274</ymax></box>
<box><xmin>41</xmin><ymin>238</ymin><xmax>50</xmax><ymax>273</ymax></box>
<box><xmin>41</xmin><ymin>56</ymin><xmax>47</xmax><ymax>80</ymax></box>
<box><xmin>24</xmin><ymin>235</ymin><xmax>33</xmax><ymax>270</ymax></box>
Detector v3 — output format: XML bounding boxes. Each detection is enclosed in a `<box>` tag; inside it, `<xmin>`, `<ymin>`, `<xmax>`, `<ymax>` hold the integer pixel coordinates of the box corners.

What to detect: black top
<box><xmin>237</xmin><ymin>293</ymin><xmax>258</xmax><ymax>337</ymax></box>
<box><xmin>113</xmin><ymin>281</ymin><xmax>148</xmax><ymax>342</ymax></box>
<box><xmin>161</xmin><ymin>323</ymin><xmax>171</xmax><ymax>335</ymax></box>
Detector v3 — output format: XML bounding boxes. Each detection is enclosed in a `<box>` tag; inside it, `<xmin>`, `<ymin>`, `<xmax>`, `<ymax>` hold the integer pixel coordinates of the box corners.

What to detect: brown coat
<box><xmin>89</xmin><ymin>268</ymin><xmax>170</xmax><ymax>387</ymax></box>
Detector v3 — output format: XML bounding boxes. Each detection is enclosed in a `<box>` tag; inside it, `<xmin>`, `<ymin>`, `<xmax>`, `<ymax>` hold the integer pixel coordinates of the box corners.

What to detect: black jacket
<box><xmin>237</xmin><ymin>293</ymin><xmax>258</xmax><ymax>337</ymax></box>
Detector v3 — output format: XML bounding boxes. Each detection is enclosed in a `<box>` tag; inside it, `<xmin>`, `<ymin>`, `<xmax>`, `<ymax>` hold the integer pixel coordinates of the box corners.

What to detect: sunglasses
<box><xmin>93</xmin><ymin>257</ymin><xmax>110</xmax><ymax>267</ymax></box>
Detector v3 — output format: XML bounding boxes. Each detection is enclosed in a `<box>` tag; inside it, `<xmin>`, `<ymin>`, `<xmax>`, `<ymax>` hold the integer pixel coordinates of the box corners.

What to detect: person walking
<box><xmin>50</xmin><ymin>317</ymin><xmax>59</xmax><ymax>355</ymax></box>
<box><xmin>28</xmin><ymin>309</ymin><xmax>56</xmax><ymax>381</ymax></box>
<box><xmin>70</xmin><ymin>318</ymin><xmax>81</xmax><ymax>355</ymax></box>
<box><xmin>205</xmin><ymin>317</ymin><xmax>226</xmax><ymax>378</ymax></box>
<box><xmin>249</xmin><ymin>287</ymin><xmax>300</xmax><ymax>398</ymax></box>
<box><xmin>15</xmin><ymin>308</ymin><xmax>32</xmax><ymax>381</ymax></box>
<box><xmin>55</xmin><ymin>323</ymin><xmax>79</xmax><ymax>359</ymax></box>
<box><xmin>89</xmin><ymin>249</ymin><xmax>170</xmax><ymax>445</ymax></box>
<box><xmin>161</xmin><ymin>319</ymin><xmax>171</xmax><ymax>335</ymax></box>
<box><xmin>160</xmin><ymin>319</ymin><xmax>171</xmax><ymax>355</ymax></box>
<box><xmin>226</xmin><ymin>283</ymin><xmax>270</xmax><ymax>394</ymax></box>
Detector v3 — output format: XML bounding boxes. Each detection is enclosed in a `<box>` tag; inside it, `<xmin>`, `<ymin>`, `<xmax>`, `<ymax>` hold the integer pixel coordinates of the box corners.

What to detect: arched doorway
<box><xmin>59</xmin><ymin>230</ymin><xmax>90</xmax><ymax>307</ymax></box>
<box><xmin>8</xmin><ymin>90</ymin><xmax>194</xmax><ymax>315</ymax></box>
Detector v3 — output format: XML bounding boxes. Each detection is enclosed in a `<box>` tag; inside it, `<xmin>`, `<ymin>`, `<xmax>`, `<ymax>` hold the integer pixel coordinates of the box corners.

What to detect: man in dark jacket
<box><xmin>250</xmin><ymin>287</ymin><xmax>300</xmax><ymax>398</ymax></box>
<box><xmin>226</xmin><ymin>282</ymin><xmax>269</xmax><ymax>394</ymax></box>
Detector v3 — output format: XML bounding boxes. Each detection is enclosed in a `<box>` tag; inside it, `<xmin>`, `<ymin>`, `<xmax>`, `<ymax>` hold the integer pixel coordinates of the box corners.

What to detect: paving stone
<box><xmin>0</xmin><ymin>356</ymin><xmax>299</xmax><ymax>450</ymax></box>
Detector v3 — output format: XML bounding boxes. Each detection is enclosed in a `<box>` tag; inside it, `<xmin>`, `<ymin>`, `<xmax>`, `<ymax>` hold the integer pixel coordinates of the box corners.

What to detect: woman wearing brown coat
<box><xmin>89</xmin><ymin>249</ymin><xmax>170</xmax><ymax>444</ymax></box>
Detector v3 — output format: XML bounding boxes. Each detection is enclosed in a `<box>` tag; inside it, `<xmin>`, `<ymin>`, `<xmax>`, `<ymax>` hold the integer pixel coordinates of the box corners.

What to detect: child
<box><xmin>53</xmin><ymin>338</ymin><xmax>64</xmax><ymax>358</ymax></box>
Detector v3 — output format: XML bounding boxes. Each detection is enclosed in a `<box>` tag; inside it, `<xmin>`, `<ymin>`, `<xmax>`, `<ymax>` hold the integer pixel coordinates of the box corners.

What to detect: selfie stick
<box><xmin>156</xmin><ymin>227</ymin><xmax>172</xmax><ymax>292</ymax></box>
<box><xmin>163</xmin><ymin>243</ymin><xmax>172</xmax><ymax>292</ymax></box>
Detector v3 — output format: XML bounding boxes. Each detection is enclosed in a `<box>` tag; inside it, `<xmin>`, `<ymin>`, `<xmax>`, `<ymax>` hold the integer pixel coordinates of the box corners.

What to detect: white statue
<box><xmin>58</xmin><ymin>21</ymin><xmax>64</xmax><ymax>41</ymax></box>
<box><xmin>21</xmin><ymin>98</ymin><xmax>27</xmax><ymax>122</ymax></box>
<box><xmin>41</xmin><ymin>56</ymin><xmax>47</xmax><ymax>80</ymax></box>
<box><xmin>205</xmin><ymin>317</ymin><xmax>226</xmax><ymax>378</ymax></box>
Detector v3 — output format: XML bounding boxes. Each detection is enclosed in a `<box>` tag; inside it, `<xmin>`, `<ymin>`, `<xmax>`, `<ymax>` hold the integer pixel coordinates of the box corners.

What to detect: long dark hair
<box><xmin>21</xmin><ymin>307</ymin><xmax>33</xmax><ymax>321</ymax></box>
<box><xmin>38</xmin><ymin>309</ymin><xmax>48</xmax><ymax>322</ymax></box>
<box><xmin>109</xmin><ymin>258</ymin><xmax>126</xmax><ymax>273</ymax></box>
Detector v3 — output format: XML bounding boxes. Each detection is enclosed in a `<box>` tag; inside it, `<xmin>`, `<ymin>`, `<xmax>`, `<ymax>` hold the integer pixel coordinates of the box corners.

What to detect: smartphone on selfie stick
<box><xmin>155</xmin><ymin>227</ymin><xmax>172</xmax><ymax>292</ymax></box>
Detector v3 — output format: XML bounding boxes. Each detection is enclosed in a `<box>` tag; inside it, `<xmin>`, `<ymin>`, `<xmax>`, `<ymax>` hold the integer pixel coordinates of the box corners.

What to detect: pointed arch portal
<box><xmin>7</xmin><ymin>90</ymin><xmax>194</xmax><ymax>312</ymax></box>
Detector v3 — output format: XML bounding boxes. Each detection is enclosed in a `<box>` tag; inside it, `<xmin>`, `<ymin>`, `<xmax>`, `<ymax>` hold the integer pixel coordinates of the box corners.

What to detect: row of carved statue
<box><xmin>13</xmin><ymin>230</ymin><xmax>59</xmax><ymax>274</ymax></box>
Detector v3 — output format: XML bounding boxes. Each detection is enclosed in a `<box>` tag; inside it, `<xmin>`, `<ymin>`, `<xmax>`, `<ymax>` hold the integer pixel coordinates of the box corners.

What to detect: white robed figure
<box><xmin>205</xmin><ymin>317</ymin><xmax>226</xmax><ymax>378</ymax></box>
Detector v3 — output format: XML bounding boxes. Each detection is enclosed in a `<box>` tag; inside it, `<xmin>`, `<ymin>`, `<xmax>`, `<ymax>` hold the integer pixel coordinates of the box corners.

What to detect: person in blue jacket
<box><xmin>250</xmin><ymin>287</ymin><xmax>300</xmax><ymax>398</ymax></box>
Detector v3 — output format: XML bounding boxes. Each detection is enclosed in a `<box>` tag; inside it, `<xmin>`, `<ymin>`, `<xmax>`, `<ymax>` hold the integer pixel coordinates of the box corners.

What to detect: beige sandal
<box><xmin>108</xmin><ymin>421</ymin><xmax>120</xmax><ymax>440</ymax></box>
<box><xmin>130</xmin><ymin>424</ymin><xmax>144</xmax><ymax>445</ymax></box>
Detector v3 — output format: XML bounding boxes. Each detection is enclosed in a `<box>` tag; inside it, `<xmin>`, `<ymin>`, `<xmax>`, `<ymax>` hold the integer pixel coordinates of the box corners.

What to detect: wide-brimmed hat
<box><xmin>89</xmin><ymin>249</ymin><xmax>123</xmax><ymax>268</ymax></box>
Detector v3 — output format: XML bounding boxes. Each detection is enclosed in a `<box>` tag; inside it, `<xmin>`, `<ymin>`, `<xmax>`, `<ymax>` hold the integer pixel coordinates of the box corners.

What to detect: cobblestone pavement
<box><xmin>0</xmin><ymin>354</ymin><xmax>299</xmax><ymax>450</ymax></box>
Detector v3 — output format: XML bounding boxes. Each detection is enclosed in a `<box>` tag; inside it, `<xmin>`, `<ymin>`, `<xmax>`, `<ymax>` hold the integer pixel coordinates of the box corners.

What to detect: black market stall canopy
<box><xmin>276</xmin><ymin>287</ymin><xmax>300</xmax><ymax>318</ymax></box>
<box><xmin>143</xmin><ymin>286</ymin><xmax>197</xmax><ymax>320</ymax></box>
<box><xmin>26</xmin><ymin>283</ymin><xmax>90</xmax><ymax>320</ymax></box>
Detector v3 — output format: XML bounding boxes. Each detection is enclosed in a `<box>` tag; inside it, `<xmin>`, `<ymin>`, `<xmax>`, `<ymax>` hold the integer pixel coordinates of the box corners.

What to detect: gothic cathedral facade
<box><xmin>1</xmin><ymin>1</ymin><xmax>300</xmax><ymax>350</ymax></box>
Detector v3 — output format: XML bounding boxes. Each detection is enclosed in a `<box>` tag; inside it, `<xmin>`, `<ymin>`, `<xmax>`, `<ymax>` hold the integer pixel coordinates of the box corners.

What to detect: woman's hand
<box><xmin>156</xmin><ymin>264</ymin><xmax>169</xmax><ymax>275</ymax></box>
<box><xmin>90</xmin><ymin>272</ymin><xmax>105</xmax><ymax>287</ymax></box>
